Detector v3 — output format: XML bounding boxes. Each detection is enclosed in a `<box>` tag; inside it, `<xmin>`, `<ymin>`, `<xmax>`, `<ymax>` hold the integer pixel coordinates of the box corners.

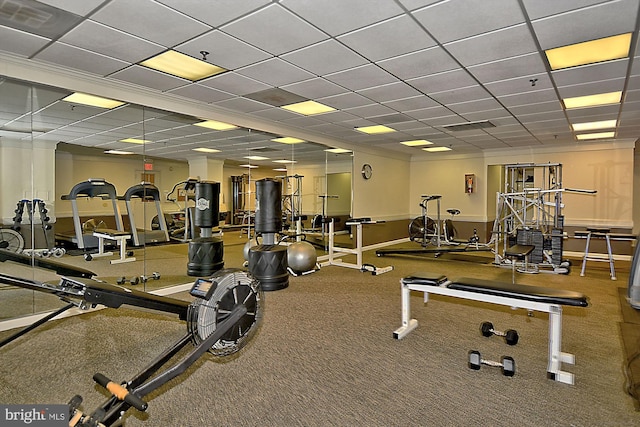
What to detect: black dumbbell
<box><xmin>480</xmin><ymin>321</ymin><xmax>519</xmax><ymax>346</ymax></box>
<box><xmin>152</xmin><ymin>272</ymin><xmax>160</xmax><ymax>280</ymax></box>
<box><xmin>84</xmin><ymin>253</ymin><xmax>93</xmax><ymax>261</ymax></box>
<box><xmin>468</xmin><ymin>350</ymin><xmax>515</xmax><ymax>377</ymax></box>
<box><xmin>116</xmin><ymin>276</ymin><xmax>139</xmax><ymax>285</ymax></box>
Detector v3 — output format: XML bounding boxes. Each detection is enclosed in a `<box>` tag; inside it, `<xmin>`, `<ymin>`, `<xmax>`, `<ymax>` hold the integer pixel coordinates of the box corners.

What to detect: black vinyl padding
<box><xmin>401</xmin><ymin>272</ymin><xmax>589</xmax><ymax>307</ymax></box>
<box><xmin>449</xmin><ymin>277</ymin><xmax>588</xmax><ymax>307</ymax></box>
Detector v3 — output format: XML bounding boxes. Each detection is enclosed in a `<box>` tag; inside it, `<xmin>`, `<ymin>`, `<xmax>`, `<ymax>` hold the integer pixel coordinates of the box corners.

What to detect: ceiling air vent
<box><xmin>443</xmin><ymin>120</ymin><xmax>496</xmax><ymax>132</ymax></box>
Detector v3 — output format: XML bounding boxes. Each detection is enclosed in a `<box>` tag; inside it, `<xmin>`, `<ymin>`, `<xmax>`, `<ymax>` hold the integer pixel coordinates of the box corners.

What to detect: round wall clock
<box><xmin>361</xmin><ymin>163</ymin><xmax>373</xmax><ymax>180</ymax></box>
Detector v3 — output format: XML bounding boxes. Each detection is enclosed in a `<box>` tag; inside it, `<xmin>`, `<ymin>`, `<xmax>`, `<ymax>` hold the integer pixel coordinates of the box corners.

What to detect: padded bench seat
<box><xmin>395</xmin><ymin>271</ymin><xmax>589</xmax><ymax>385</ymax></box>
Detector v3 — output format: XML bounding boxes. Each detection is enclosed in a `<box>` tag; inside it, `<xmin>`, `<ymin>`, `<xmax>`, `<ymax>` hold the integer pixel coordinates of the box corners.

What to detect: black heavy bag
<box><xmin>255</xmin><ymin>178</ymin><xmax>282</xmax><ymax>234</ymax></box>
<box><xmin>194</xmin><ymin>181</ymin><xmax>220</xmax><ymax>228</ymax></box>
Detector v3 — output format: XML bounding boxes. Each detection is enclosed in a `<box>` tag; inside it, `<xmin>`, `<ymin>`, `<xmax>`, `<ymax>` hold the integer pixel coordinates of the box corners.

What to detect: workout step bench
<box><xmin>394</xmin><ymin>272</ymin><xmax>589</xmax><ymax>385</ymax></box>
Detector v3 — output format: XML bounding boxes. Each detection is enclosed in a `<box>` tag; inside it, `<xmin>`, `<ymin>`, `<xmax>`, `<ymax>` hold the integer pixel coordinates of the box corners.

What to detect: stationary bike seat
<box><xmin>446</xmin><ymin>209</ymin><xmax>461</xmax><ymax>216</ymax></box>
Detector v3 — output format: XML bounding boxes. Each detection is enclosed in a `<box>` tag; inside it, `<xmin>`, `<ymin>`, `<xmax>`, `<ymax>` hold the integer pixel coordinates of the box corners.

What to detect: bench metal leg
<box><xmin>393</xmin><ymin>281</ymin><xmax>418</xmax><ymax>339</ymax></box>
<box><xmin>547</xmin><ymin>305</ymin><xmax>575</xmax><ymax>385</ymax></box>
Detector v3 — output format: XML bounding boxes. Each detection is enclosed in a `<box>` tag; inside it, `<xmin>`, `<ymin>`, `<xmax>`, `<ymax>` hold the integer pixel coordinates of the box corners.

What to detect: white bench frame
<box><xmin>394</xmin><ymin>278</ymin><xmax>578</xmax><ymax>385</ymax></box>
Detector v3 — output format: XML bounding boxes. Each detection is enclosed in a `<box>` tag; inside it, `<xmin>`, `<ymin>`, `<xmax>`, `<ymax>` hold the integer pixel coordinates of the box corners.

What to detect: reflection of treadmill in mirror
<box><xmin>57</xmin><ymin>179</ymin><xmax>124</xmax><ymax>250</ymax></box>
<box><xmin>119</xmin><ymin>183</ymin><xmax>170</xmax><ymax>246</ymax></box>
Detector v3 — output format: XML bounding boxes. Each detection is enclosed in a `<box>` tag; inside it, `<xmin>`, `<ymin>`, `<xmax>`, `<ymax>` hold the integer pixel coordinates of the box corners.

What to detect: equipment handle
<box><xmin>93</xmin><ymin>373</ymin><xmax>148</xmax><ymax>412</ymax></box>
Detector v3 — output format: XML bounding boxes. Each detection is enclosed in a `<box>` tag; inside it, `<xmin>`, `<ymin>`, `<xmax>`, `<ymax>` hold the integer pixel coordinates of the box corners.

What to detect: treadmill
<box><xmin>119</xmin><ymin>182</ymin><xmax>170</xmax><ymax>246</ymax></box>
<box><xmin>57</xmin><ymin>179</ymin><xmax>124</xmax><ymax>250</ymax></box>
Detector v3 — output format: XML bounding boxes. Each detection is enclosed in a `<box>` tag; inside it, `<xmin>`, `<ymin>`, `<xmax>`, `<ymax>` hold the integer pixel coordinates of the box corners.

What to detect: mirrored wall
<box><xmin>0</xmin><ymin>76</ymin><xmax>352</xmax><ymax>321</ymax></box>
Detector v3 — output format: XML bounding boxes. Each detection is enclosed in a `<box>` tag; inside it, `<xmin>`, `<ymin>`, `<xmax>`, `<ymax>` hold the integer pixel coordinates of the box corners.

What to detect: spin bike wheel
<box><xmin>0</xmin><ymin>229</ymin><xmax>24</xmax><ymax>253</ymax></box>
<box><xmin>187</xmin><ymin>269</ymin><xmax>263</xmax><ymax>359</ymax></box>
<box><xmin>408</xmin><ymin>216</ymin><xmax>435</xmax><ymax>245</ymax></box>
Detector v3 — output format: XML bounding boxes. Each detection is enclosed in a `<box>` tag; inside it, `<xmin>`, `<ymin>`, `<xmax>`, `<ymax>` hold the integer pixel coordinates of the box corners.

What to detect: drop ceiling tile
<box><xmin>212</xmin><ymin>97</ymin><xmax>272</xmax><ymax>113</ymax></box>
<box><xmin>315</xmin><ymin>110</ymin><xmax>361</xmax><ymax>123</ymax></box>
<box><xmin>280</xmin><ymin>115</ymin><xmax>326</xmax><ymax>128</ymax></box>
<box><xmin>359</xmin><ymin>83</ymin><xmax>422</xmax><ymax>103</ymax></box>
<box><xmin>524</xmin><ymin>119</ymin><xmax>569</xmax><ymax>130</ymax></box>
<box><xmin>468</xmin><ymin>53</ymin><xmax>548</xmax><ymax>84</ymax></box>
<box><xmin>167</xmin><ymin>84</ymin><xmax>235</xmax><ymax>103</ymax></box>
<box><xmin>325</xmin><ymin>64</ymin><xmax>398</xmax><ymax>91</ymax></box>
<box><xmin>282</xmin><ymin>78</ymin><xmax>347</xmax><ymax>99</ymax></box>
<box><xmin>460</xmin><ymin>109</ymin><xmax>511</xmax><ymax>123</ymax></box>
<box><xmin>412</xmin><ymin>0</ymin><xmax>525</xmax><ymax>43</ymax></box>
<box><xmin>35</xmin><ymin>42</ymin><xmax>129</xmax><ymax>76</ymax></box>
<box><xmin>532</xmin><ymin>0</ymin><xmax>639</xmax><ymax>50</ymax></box>
<box><xmin>37</xmin><ymin>0</ymin><xmax>105</xmax><ymax>16</ymax></box>
<box><xmin>250</xmin><ymin>107</ymin><xmax>298</xmax><ymax>121</ymax></box>
<box><xmin>522</xmin><ymin>0</ymin><xmax>609</xmax><ymax>20</ymax></box>
<box><xmin>519</xmin><ymin>110</ymin><xmax>567</xmax><ymax>123</ymax></box>
<box><xmin>236</xmin><ymin>58</ymin><xmax>315</xmax><ymax>87</ymax></box>
<box><xmin>175</xmin><ymin>30</ymin><xmax>271</xmax><ymax>70</ymax></box>
<box><xmin>556</xmin><ymin>77</ymin><xmax>625</xmax><ymax>98</ymax></box>
<box><xmin>552</xmin><ymin>59</ymin><xmax>628</xmax><ymax>87</ymax></box>
<box><xmin>344</xmin><ymin>104</ymin><xmax>397</xmax><ymax>119</ymax></box>
<box><xmin>0</xmin><ymin>26</ymin><xmax>50</xmax><ymax>57</ymax></box>
<box><xmin>377</xmin><ymin>46</ymin><xmax>459</xmax><ymax>80</ymax></box>
<box><xmin>408</xmin><ymin>69</ymin><xmax>476</xmax><ymax>94</ymax></box>
<box><xmin>485</xmin><ymin>73</ymin><xmax>551</xmax><ymax>97</ymax></box>
<box><xmin>92</xmin><ymin>0</ymin><xmax>211</xmax><ymax>48</ymax></box>
<box><xmin>499</xmin><ymin>88</ymin><xmax>559</xmax><ymax>107</ymax></box>
<box><xmin>430</xmin><ymin>86</ymin><xmax>491</xmax><ymax>104</ymax></box>
<box><xmin>318</xmin><ymin>92</ymin><xmax>374</xmax><ymax>109</ymax></box>
<box><xmin>383</xmin><ymin>96</ymin><xmax>439</xmax><ymax>111</ymax></box>
<box><xmin>109</xmin><ymin>65</ymin><xmax>188</xmax><ymax>91</ymax></box>
<box><xmin>624</xmin><ymin>89</ymin><xmax>640</xmax><ymax>102</ymax></box>
<box><xmin>446</xmin><ymin>24</ymin><xmax>538</xmax><ymax>67</ymax></box>
<box><xmin>59</xmin><ymin>20</ymin><xmax>164</xmax><ymax>63</ymax></box>
<box><xmin>199</xmin><ymin>72</ymin><xmax>271</xmax><ymax>96</ymax></box>
<box><xmin>221</xmin><ymin>4</ymin><xmax>327</xmax><ymax>56</ymax></box>
<box><xmin>422</xmin><ymin>115</ymin><xmax>467</xmax><ymax>127</ymax></box>
<box><xmin>448</xmin><ymin>98</ymin><xmax>504</xmax><ymax>114</ymax></box>
<box><xmin>156</xmin><ymin>0</ymin><xmax>270</xmax><ymax>27</ymax></box>
<box><xmin>281</xmin><ymin>39</ymin><xmax>368</xmax><ymax>76</ymax></box>
<box><xmin>337</xmin><ymin>15</ymin><xmax>435</xmax><ymax>62</ymax></box>
<box><xmin>509</xmin><ymin>101</ymin><xmax>563</xmax><ymax>116</ymax></box>
<box><xmin>280</xmin><ymin>0</ymin><xmax>404</xmax><ymax>36</ymax></box>
<box><xmin>565</xmin><ymin>104</ymin><xmax>620</xmax><ymax>120</ymax></box>
<box><xmin>405</xmin><ymin>106</ymin><xmax>455</xmax><ymax>120</ymax></box>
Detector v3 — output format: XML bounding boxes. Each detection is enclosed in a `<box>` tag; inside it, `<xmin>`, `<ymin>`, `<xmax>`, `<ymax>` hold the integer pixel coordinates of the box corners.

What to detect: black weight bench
<box><xmin>394</xmin><ymin>272</ymin><xmax>588</xmax><ymax>385</ymax></box>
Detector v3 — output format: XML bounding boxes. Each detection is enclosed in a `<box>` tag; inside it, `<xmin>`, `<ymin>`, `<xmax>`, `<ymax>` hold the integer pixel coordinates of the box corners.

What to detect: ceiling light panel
<box><xmin>120</xmin><ymin>138</ymin><xmax>151</xmax><ymax>144</ymax></box>
<box><xmin>423</xmin><ymin>146</ymin><xmax>452</xmax><ymax>152</ymax></box>
<box><xmin>193</xmin><ymin>120</ymin><xmax>238</xmax><ymax>130</ymax></box>
<box><xmin>400</xmin><ymin>139</ymin><xmax>433</xmax><ymax>146</ymax></box>
<box><xmin>272</xmin><ymin>137</ymin><xmax>305</xmax><ymax>144</ymax></box>
<box><xmin>355</xmin><ymin>125</ymin><xmax>396</xmax><ymax>134</ymax></box>
<box><xmin>192</xmin><ymin>147</ymin><xmax>221</xmax><ymax>153</ymax></box>
<box><xmin>545</xmin><ymin>33</ymin><xmax>632</xmax><ymax>71</ymax></box>
<box><xmin>140</xmin><ymin>50</ymin><xmax>227</xmax><ymax>81</ymax></box>
<box><xmin>563</xmin><ymin>91</ymin><xmax>622</xmax><ymax>109</ymax></box>
<box><xmin>576</xmin><ymin>131</ymin><xmax>615</xmax><ymax>140</ymax></box>
<box><xmin>62</xmin><ymin>93</ymin><xmax>125</xmax><ymax>109</ymax></box>
<box><xmin>281</xmin><ymin>100</ymin><xmax>336</xmax><ymax>115</ymax></box>
<box><xmin>571</xmin><ymin>120</ymin><xmax>617</xmax><ymax>132</ymax></box>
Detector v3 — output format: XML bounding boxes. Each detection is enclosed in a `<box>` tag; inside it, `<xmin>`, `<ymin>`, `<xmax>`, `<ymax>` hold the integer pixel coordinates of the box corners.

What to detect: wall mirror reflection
<box><xmin>0</xmin><ymin>76</ymin><xmax>352</xmax><ymax>322</ymax></box>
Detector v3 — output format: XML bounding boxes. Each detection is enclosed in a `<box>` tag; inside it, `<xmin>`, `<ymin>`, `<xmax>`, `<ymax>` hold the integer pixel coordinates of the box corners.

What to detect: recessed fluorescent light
<box><xmin>546</xmin><ymin>33</ymin><xmax>632</xmax><ymax>71</ymax></box>
<box><xmin>240</xmin><ymin>164</ymin><xmax>259</xmax><ymax>168</ymax></box>
<box><xmin>273</xmin><ymin>159</ymin><xmax>296</xmax><ymax>164</ymax></box>
<box><xmin>324</xmin><ymin>148</ymin><xmax>352</xmax><ymax>154</ymax></box>
<box><xmin>193</xmin><ymin>120</ymin><xmax>238</xmax><ymax>130</ymax></box>
<box><xmin>571</xmin><ymin>120</ymin><xmax>617</xmax><ymax>132</ymax></box>
<box><xmin>563</xmin><ymin>91</ymin><xmax>622</xmax><ymax>109</ymax></box>
<box><xmin>63</xmin><ymin>93</ymin><xmax>124</xmax><ymax>109</ymax></box>
<box><xmin>192</xmin><ymin>148</ymin><xmax>221</xmax><ymax>153</ymax></box>
<box><xmin>140</xmin><ymin>50</ymin><xmax>226</xmax><ymax>81</ymax></box>
<box><xmin>272</xmin><ymin>137</ymin><xmax>305</xmax><ymax>144</ymax></box>
<box><xmin>273</xmin><ymin>168</ymin><xmax>288</xmax><ymax>172</ymax></box>
<box><xmin>576</xmin><ymin>131</ymin><xmax>615</xmax><ymax>140</ymax></box>
<box><xmin>120</xmin><ymin>138</ymin><xmax>151</xmax><ymax>144</ymax></box>
<box><xmin>244</xmin><ymin>155</ymin><xmax>269</xmax><ymax>161</ymax></box>
<box><xmin>281</xmin><ymin>100</ymin><xmax>336</xmax><ymax>115</ymax></box>
<box><xmin>423</xmin><ymin>146</ymin><xmax>452</xmax><ymax>152</ymax></box>
<box><xmin>104</xmin><ymin>150</ymin><xmax>134</xmax><ymax>155</ymax></box>
<box><xmin>355</xmin><ymin>125</ymin><xmax>396</xmax><ymax>134</ymax></box>
<box><xmin>400</xmin><ymin>139</ymin><xmax>433</xmax><ymax>147</ymax></box>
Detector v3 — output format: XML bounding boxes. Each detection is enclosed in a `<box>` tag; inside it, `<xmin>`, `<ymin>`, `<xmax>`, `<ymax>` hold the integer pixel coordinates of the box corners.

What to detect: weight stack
<box><xmin>188</xmin><ymin>237</ymin><xmax>224</xmax><ymax>276</ymax></box>
<box><xmin>248</xmin><ymin>244</ymin><xmax>288</xmax><ymax>291</ymax></box>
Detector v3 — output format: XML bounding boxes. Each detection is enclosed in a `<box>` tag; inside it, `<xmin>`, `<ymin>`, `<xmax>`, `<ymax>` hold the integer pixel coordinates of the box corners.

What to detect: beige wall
<box><xmin>352</xmin><ymin>152</ymin><xmax>410</xmax><ymax>220</ymax></box>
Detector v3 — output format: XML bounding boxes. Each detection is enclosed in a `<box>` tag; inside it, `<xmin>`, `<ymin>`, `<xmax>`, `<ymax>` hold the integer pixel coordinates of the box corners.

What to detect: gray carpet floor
<box><xmin>0</xmin><ymin>236</ymin><xmax>638</xmax><ymax>426</ymax></box>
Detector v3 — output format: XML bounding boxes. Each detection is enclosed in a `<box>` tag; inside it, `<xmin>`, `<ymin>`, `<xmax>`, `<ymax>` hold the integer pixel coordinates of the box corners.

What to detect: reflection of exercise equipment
<box><xmin>393</xmin><ymin>272</ymin><xmax>588</xmax><ymax>384</ymax></box>
<box><xmin>321</xmin><ymin>218</ymin><xmax>393</xmax><ymax>275</ymax></box>
<box><xmin>279</xmin><ymin>174</ymin><xmax>303</xmax><ymax>230</ymax></box>
<box><xmin>247</xmin><ymin>178</ymin><xmax>289</xmax><ymax>291</ymax></box>
<box><xmin>166</xmin><ymin>178</ymin><xmax>198</xmax><ymax>242</ymax></box>
<box><xmin>628</xmin><ymin>233</ymin><xmax>640</xmax><ymax>309</ymax></box>
<box><xmin>0</xmin><ymin>254</ymin><xmax>262</xmax><ymax>427</ymax></box>
<box><xmin>12</xmin><ymin>199</ymin><xmax>65</xmax><ymax>257</ymax></box>
<box><xmin>57</xmin><ymin>179</ymin><xmax>124</xmax><ymax>250</ymax></box>
<box><xmin>119</xmin><ymin>182</ymin><xmax>170</xmax><ymax>246</ymax></box>
<box><xmin>0</xmin><ymin>228</ymin><xmax>24</xmax><ymax>253</ymax></box>
<box><xmin>187</xmin><ymin>181</ymin><xmax>224</xmax><ymax>277</ymax></box>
